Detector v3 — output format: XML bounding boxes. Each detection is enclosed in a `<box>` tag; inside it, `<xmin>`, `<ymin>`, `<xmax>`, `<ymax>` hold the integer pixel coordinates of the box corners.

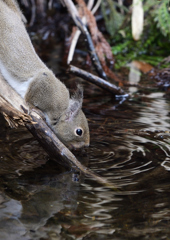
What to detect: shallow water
<box><xmin>0</xmin><ymin>58</ymin><xmax>170</xmax><ymax>239</ymax></box>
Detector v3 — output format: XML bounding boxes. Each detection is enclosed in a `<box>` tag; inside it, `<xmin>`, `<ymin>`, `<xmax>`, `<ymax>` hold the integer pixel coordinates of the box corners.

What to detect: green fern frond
<box><xmin>154</xmin><ymin>0</ymin><xmax>170</xmax><ymax>36</ymax></box>
<box><xmin>101</xmin><ymin>0</ymin><xmax>128</xmax><ymax>37</ymax></box>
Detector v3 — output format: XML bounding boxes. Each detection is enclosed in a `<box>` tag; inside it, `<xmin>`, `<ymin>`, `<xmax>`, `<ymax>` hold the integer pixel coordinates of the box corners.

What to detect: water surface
<box><xmin>0</xmin><ymin>56</ymin><xmax>169</xmax><ymax>240</ymax></box>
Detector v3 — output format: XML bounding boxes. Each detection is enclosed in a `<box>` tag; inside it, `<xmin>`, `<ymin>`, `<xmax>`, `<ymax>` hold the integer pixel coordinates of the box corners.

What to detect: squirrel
<box><xmin>0</xmin><ymin>0</ymin><xmax>90</xmax><ymax>149</ymax></box>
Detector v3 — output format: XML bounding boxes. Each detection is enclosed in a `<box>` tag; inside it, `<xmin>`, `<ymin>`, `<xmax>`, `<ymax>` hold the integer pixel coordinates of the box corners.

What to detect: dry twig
<box><xmin>75</xmin><ymin>0</ymin><xmax>122</xmax><ymax>82</ymax></box>
<box><xmin>65</xmin><ymin>0</ymin><xmax>121</xmax><ymax>83</ymax></box>
<box><xmin>69</xmin><ymin>65</ymin><xmax>125</xmax><ymax>95</ymax></box>
<box><xmin>61</xmin><ymin>0</ymin><xmax>107</xmax><ymax>79</ymax></box>
<box><xmin>29</xmin><ymin>0</ymin><xmax>36</xmax><ymax>26</ymax></box>
<box><xmin>67</xmin><ymin>0</ymin><xmax>100</xmax><ymax>64</ymax></box>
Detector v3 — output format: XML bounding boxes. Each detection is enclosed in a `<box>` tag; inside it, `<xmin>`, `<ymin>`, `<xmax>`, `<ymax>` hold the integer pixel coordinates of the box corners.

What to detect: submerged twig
<box><xmin>69</xmin><ymin>65</ymin><xmax>126</xmax><ymax>95</ymax></box>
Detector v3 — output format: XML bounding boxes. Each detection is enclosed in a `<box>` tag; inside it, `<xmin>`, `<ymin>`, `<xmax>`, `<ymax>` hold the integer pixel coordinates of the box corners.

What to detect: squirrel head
<box><xmin>52</xmin><ymin>85</ymin><xmax>90</xmax><ymax>149</ymax></box>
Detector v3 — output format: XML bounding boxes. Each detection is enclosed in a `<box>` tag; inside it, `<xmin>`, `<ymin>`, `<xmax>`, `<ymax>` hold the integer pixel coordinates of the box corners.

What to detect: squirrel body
<box><xmin>0</xmin><ymin>0</ymin><xmax>90</xmax><ymax>149</ymax></box>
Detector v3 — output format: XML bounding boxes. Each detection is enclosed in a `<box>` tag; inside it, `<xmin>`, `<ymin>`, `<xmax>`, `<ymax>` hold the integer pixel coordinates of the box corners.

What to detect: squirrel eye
<box><xmin>75</xmin><ymin>128</ymin><xmax>83</xmax><ymax>136</ymax></box>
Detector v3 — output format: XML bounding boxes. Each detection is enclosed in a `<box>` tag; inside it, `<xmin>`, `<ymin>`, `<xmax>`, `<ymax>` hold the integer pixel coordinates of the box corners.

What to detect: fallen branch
<box><xmin>0</xmin><ymin>96</ymin><xmax>31</xmax><ymax>128</ymax></box>
<box><xmin>24</xmin><ymin>110</ymin><xmax>118</xmax><ymax>189</ymax></box>
<box><xmin>0</xmin><ymin>74</ymin><xmax>118</xmax><ymax>190</ymax></box>
<box><xmin>69</xmin><ymin>65</ymin><xmax>126</xmax><ymax>95</ymax></box>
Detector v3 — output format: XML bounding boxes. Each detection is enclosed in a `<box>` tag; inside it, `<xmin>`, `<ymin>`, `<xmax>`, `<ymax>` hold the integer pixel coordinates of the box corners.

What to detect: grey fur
<box><xmin>0</xmin><ymin>0</ymin><xmax>90</xmax><ymax>149</ymax></box>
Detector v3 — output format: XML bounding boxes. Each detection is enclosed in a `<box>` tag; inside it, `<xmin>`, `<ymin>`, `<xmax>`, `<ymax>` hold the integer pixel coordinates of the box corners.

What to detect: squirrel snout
<box><xmin>68</xmin><ymin>139</ymin><xmax>90</xmax><ymax>150</ymax></box>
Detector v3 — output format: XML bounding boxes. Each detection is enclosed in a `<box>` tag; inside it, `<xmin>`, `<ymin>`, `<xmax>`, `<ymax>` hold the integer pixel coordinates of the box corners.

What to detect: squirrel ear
<box><xmin>72</xmin><ymin>84</ymin><xmax>83</xmax><ymax>103</ymax></box>
<box><xmin>65</xmin><ymin>85</ymin><xmax>83</xmax><ymax>121</ymax></box>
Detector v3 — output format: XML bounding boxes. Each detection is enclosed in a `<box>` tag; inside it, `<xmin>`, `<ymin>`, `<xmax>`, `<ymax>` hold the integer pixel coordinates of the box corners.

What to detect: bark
<box><xmin>69</xmin><ymin>65</ymin><xmax>126</xmax><ymax>95</ymax></box>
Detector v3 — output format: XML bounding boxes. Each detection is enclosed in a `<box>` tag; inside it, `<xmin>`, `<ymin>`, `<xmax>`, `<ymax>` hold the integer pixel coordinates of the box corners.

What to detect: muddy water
<box><xmin>0</xmin><ymin>61</ymin><xmax>170</xmax><ymax>239</ymax></box>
